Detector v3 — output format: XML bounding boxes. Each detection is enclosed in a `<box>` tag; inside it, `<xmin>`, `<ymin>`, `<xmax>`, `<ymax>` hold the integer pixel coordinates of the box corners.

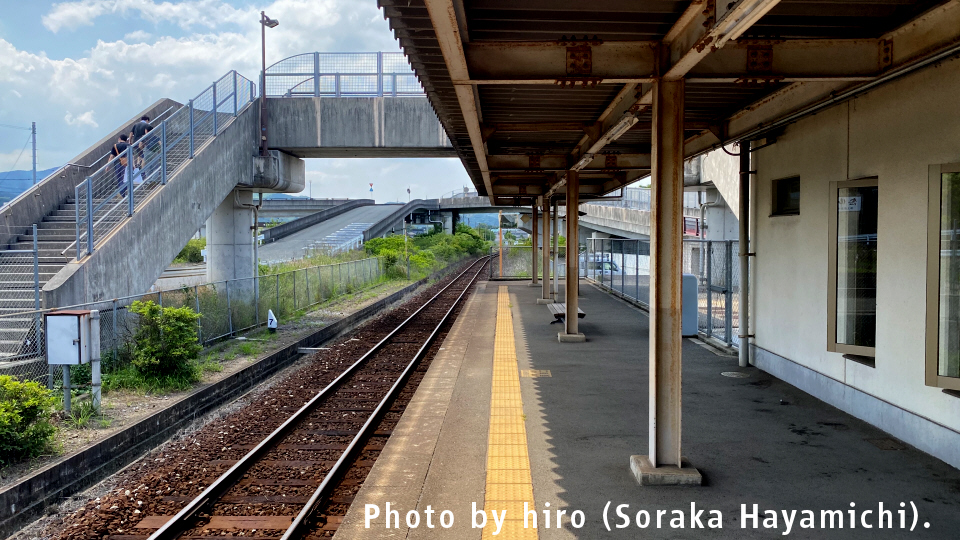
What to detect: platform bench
<box><xmin>547</xmin><ymin>302</ymin><xmax>586</xmax><ymax>324</ymax></box>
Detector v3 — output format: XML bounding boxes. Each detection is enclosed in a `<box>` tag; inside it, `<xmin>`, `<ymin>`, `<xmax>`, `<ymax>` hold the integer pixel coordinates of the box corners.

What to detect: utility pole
<box><xmin>31</xmin><ymin>122</ymin><xmax>37</xmax><ymax>185</ymax></box>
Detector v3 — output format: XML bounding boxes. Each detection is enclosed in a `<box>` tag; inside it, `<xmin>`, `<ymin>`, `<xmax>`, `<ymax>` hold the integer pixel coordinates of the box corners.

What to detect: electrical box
<box><xmin>45</xmin><ymin>310</ymin><xmax>99</xmax><ymax>365</ymax></box>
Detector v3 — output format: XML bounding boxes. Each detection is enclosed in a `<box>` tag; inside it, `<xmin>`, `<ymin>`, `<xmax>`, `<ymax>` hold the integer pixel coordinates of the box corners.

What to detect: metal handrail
<box><xmin>71</xmin><ymin>70</ymin><xmax>257</xmax><ymax>260</ymax></box>
<box><xmin>265</xmin><ymin>52</ymin><xmax>424</xmax><ymax>98</ymax></box>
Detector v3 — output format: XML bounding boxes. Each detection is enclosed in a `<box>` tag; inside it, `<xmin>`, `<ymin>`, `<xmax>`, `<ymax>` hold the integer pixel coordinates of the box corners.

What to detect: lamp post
<box><xmin>259</xmin><ymin>11</ymin><xmax>279</xmax><ymax>157</ymax></box>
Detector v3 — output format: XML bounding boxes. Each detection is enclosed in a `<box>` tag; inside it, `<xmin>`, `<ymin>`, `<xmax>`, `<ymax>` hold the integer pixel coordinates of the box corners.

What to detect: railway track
<box><xmin>123</xmin><ymin>256</ymin><xmax>489</xmax><ymax>540</ymax></box>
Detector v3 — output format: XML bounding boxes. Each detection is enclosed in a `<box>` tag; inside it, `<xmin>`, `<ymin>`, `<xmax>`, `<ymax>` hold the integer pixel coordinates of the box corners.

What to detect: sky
<box><xmin>0</xmin><ymin>0</ymin><xmax>473</xmax><ymax>202</ymax></box>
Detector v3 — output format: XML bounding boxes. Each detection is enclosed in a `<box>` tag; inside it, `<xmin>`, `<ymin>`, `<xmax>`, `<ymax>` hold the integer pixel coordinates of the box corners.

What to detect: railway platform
<box><xmin>337</xmin><ymin>280</ymin><xmax>960</xmax><ymax>539</ymax></box>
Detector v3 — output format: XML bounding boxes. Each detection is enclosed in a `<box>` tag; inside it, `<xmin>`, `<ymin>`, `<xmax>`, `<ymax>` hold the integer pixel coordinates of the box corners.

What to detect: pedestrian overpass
<box><xmin>0</xmin><ymin>52</ymin><xmax>455</xmax><ymax>360</ymax></box>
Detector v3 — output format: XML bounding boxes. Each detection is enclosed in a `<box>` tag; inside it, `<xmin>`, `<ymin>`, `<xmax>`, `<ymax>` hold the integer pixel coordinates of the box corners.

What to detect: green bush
<box><xmin>0</xmin><ymin>375</ymin><xmax>57</xmax><ymax>466</ymax></box>
<box><xmin>129</xmin><ymin>301</ymin><xmax>202</xmax><ymax>383</ymax></box>
<box><xmin>174</xmin><ymin>238</ymin><xmax>206</xmax><ymax>264</ymax></box>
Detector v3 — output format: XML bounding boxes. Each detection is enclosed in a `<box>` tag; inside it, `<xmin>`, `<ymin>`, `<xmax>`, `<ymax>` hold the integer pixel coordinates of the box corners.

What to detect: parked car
<box><xmin>585</xmin><ymin>260</ymin><xmax>620</xmax><ymax>276</ymax></box>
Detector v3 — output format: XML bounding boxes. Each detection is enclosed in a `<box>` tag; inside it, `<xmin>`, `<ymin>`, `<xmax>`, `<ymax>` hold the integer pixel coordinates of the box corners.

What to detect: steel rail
<box><xmin>146</xmin><ymin>256</ymin><xmax>490</xmax><ymax>540</ymax></box>
<box><xmin>282</xmin><ymin>256</ymin><xmax>490</xmax><ymax>539</ymax></box>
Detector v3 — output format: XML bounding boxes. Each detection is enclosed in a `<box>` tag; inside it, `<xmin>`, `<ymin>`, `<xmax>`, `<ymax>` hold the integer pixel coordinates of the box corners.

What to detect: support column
<box><xmin>630</xmin><ymin>78</ymin><xmax>701</xmax><ymax>485</ymax></box>
<box><xmin>206</xmin><ymin>189</ymin><xmax>256</xmax><ymax>297</ymax></box>
<box><xmin>540</xmin><ymin>198</ymin><xmax>552</xmax><ymax>303</ymax></box>
<box><xmin>531</xmin><ymin>201</ymin><xmax>539</xmax><ymax>286</ymax></box>
<box><xmin>559</xmin><ymin>171</ymin><xmax>585</xmax><ymax>342</ymax></box>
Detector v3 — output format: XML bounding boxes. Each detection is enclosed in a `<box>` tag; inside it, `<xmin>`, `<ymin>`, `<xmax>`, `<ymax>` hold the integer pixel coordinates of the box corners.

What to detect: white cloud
<box><xmin>3</xmin><ymin>0</ymin><xmax>409</xmax><ymax>176</ymax></box>
<box><xmin>64</xmin><ymin>110</ymin><xmax>99</xmax><ymax>128</ymax></box>
<box><xmin>123</xmin><ymin>30</ymin><xmax>153</xmax><ymax>42</ymax></box>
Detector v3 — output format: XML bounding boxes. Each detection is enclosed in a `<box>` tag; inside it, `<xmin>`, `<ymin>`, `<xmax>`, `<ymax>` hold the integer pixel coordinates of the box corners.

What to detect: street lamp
<box><xmin>259</xmin><ymin>11</ymin><xmax>279</xmax><ymax>157</ymax></box>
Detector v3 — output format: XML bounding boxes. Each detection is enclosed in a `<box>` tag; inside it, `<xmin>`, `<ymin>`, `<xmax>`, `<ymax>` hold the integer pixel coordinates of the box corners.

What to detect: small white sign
<box><xmin>838</xmin><ymin>196</ymin><xmax>861</xmax><ymax>212</ymax></box>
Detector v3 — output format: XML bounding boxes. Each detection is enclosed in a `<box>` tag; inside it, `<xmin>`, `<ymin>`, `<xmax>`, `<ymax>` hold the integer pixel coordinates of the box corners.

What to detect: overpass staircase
<box><xmin>0</xmin><ymin>70</ymin><xmax>258</xmax><ymax>363</ymax></box>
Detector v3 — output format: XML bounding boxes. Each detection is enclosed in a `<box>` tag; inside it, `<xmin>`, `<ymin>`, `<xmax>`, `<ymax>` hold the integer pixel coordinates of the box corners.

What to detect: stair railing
<box><xmin>72</xmin><ymin>70</ymin><xmax>257</xmax><ymax>260</ymax></box>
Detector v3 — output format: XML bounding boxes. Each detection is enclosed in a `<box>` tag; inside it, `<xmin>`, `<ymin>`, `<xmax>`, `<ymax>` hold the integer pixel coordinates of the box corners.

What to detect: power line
<box><xmin>0</xmin><ymin>123</ymin><xmax>31</xmax><ymax>131</ymax></box>
<box><xmin>0</xmin><ymin>133</ymin><xmax>33</xmax><ymax>182</ymax></box>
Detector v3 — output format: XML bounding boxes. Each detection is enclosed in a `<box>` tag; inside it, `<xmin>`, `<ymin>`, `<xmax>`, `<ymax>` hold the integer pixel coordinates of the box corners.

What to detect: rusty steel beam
<box><xmin>423</xmin><ymin>0</ymin><xmax>495</xmax><ymax>203</ymax></box>
<box><xmin>488</xmin><ymin>153</ymin><xmax>652</xmax><ymax>172</ymax></box>
<box><xmin>647</xmin><ymin>77</ymin><xmax>689</xmax><ymax>472</ymax></box>
<box><xmin>542</xmin><ymin>198</ymin><xmax>551</xmax><ymax>301</ymax></box>
<box><xmin>562</xmin><ymin>170</ymin><xmax>583</xmax><ymax>341</ymax></box>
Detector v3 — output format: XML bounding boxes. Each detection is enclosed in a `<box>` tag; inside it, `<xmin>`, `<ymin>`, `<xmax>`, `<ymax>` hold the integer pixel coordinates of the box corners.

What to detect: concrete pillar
<box><xmin>441</xmin><ymin>211</ymin><xmax>454</xmax><ymax>234</ymax></box>
<box><xmin>206</xmin><ymin>189</ymin><xmax>256</xmax><ymax>284</ymax></box>
<box><xmin>531</xmin><ymin>202</ymin><xmax>539</xmax><ymax>286</ymax></box>
<box><xmin>559</xmin><ymin>171</ymin><xmax>584</xmax><ymax>342</ymax></box>
<box><xmin>630</xmin><ymin>78</ymin><xmax>701</xmax><ymax>485</ymax></box>
<box><xmin>540</xmin><ymin>199</ymin><xmax>552</xmax><ymax>302</ymax></box>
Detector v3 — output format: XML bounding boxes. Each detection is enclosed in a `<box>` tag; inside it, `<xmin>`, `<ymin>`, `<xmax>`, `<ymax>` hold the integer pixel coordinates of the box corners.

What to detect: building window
<box><xmin>926</xmin><ymin>164</ymin><xmax>960</xmax><ymax>391</ymax></box>
<box><xmin>771</xmin><ymin>176</ymin><xmax>801</xmax><ymax>216</ymax></box>
<box><xmin>827</xmin><ymin>178</ymin><xmax>878</xmax><ymax>357</ymax></box>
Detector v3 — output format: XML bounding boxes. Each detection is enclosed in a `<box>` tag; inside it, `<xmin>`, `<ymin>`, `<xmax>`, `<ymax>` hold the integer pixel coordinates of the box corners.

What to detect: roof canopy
<box><xmin>380</xmin><ymin>0</ymin><xmax>960</xmax><ymax>204</ymax></box>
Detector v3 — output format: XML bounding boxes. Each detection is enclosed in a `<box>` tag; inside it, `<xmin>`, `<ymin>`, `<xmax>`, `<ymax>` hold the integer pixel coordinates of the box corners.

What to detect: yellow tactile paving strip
<box><xmin>483</xmin><ymin>286</ymin><xmax>538</xmax><ymax>540</ymax></box>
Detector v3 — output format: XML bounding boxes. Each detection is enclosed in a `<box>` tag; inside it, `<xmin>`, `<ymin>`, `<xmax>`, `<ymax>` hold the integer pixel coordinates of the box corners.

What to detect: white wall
<box><xmin>753</xmin><ymin>56</ymin><xmax>960</xmax><ymax>445</ymax></box>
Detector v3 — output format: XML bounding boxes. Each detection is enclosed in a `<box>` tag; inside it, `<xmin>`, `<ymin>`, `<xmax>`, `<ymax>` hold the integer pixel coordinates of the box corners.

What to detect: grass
<box><xmin>63</xmin><ymin>400</ymin><xmax>99</xmax><ymax>429</ymax></box>
<box><xmin>102</xmin><ymin>364</ymin><xmax>201</xmax><ymax>394</ymax></box>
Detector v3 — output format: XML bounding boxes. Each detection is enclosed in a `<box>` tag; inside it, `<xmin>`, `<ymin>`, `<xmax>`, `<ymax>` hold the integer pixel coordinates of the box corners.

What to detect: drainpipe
<box><xmin>738</xmin><ymin>144</ymin><xmax>752</xmax><ymax>368</ymax></box>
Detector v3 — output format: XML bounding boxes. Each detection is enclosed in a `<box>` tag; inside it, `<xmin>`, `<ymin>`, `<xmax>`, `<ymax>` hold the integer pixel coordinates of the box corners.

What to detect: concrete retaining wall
<box><xmin>0</xmin><ymin>276</ymin><xmax>432</xmax><ymax>539</ymax></box>
<box><xmin>0</xmin><ymin>99</ymin><xmax>181</xmax><ymax>249</ymax></box>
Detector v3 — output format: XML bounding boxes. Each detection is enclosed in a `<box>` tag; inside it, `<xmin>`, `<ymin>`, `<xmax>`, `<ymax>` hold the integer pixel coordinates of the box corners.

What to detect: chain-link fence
<box><xmin>488</xmin><ymin>246</ymin><xmax>580</xmax><ymax>280</ymax></box>
<box><xmin>0</xmin><ymin>257</ymin><xmax>384</xmax><ymax>385</ymax></box>
<box><xmin>585</xmin><ymin>238</ymin><xmax>741</xmax><ymax>348</ymax></box>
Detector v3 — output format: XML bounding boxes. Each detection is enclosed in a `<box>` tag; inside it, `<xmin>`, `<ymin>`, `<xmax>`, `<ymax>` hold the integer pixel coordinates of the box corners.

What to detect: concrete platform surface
<box><xmin>336</xmin><ymin>281</ymin><xmax>960</xmax><ymax>539</ymax></box>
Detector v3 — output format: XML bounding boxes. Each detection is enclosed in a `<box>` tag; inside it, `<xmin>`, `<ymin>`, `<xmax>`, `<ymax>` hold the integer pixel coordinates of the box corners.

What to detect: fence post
<box><xmin>255</xmin><ymin>275</ymin><xmax>260</xmax><ymax>327</ymax></box>
<box><xmin>314</xmin><ymin>52</ymin><xmax>321</xmax><ymax>98</ymax></box>
<box><xmin>195</xmin><ymin>285</ymin><xmax>202</xmax><ymax>345</ymax></box>
<box><xmin>335</xmin><ymin>74</ymin><xmax>341</xmax><ymax>97</ymax></box>
<box><xmin>338</xmin><ymin>262</ymin><xmax>342</xmax><ymax>294</ymax></box>
<box><xmin>233</xmin><ymin>71</ymin><xmax>239</xmax><ymax>116</ymax></box>
<box><xmin>620</xmin><ymin>241</ymin><xmax>625</xmax><ymax>295</ymax></box>
<box><xmin>212</xmin><ymin>83</ymin><xmax>219</xmax><ymax>135</ymax></box>
<box><xmin>226</xmin><ymin>280</ymin><xmax>233</xmax><ymax>336</ymax></box>
<box><xmin>157</xmin><ymin>290</ymin><xmax>162</xmax><ymax>307</ymax></box>
<box><xmin>113</xmin><ymin>299</ymin><xmax>119</xmax><ymax>362</ymax></box>
<box><xmin>725</xmin><ymin>240</ymin><xmax>733</xmax><ymax>346</ymax></box>
<box><xmin>75</xmin><ymin>184</ymin><xmax>81</xmax><ymax>261</ymax></box>
<box><xmin>188</xmin><ymin>99</ymin><xmax>195</xmax><ymax>158</ymax></box>
<box><xmin>160</xmin><ymin>122</ymin><xmax>167</xmax><ymax>185</ymax></box>
<box><xmin>706</xmin><ymin>241</ymin><xmax>713</xmax><ymax>338</ymax></box>
<box><xmin>86</xmin><ymin>179</ymin><xmax>94</xmax><ymax>255</ymax></box>
<box><xmin>32</xmin><ymin>224</ymin><xmax>40</xmax><ymax>356</ymax></box>
<box><xmin>318</xmin><ymin>265</ymin><xmax>323</xmax><ymax>302</ymax></box>
<box><xmin>293</xmin><ymin>270</ymin><xmax>297</xmax><ymax>311</ymax></box>
<box><xmin>276</xmin><ymin>273</ymin><xmax>280</xmax><ymax>318</ymax></box>
<box><xmin>306</xmin><ymin>267</ymin><xmax>310</xmax><ymax>306</ymax></box>
<box><xmin>377</xmin><ymin>52</ymin><xmax>384</xmax><ymax>96</ymax></box>
<box><xmin>636</xmin><ymin>244</ymin><xmax>640</xmax><ymax>301</ymax></box>
<box><xmin>126</xmin><ymin>146</ymin><xmax>134</xmax><ymax>217</ymax></box>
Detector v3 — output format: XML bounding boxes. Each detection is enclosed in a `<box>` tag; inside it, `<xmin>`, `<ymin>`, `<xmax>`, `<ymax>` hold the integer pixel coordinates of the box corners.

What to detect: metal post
<box><xmin>306</xmin><ymin>266</ymin><xmax>310</xmax><ymax>305</ymax></box>
<box><xmin>276</xmin><ymin>274</ymin><xmax>280</xmax><ymax>318</ymax></box>
<box><xmin>113</xmin><ymin>299</ymin><xmax>119</xmax><ymax>360</ymax></box>
<box><xmin>706</xmin><ymin>241</ymin><xmax>713</xmax><ymax>338</ymax></box>
<box><xmin>86</xmin><ymin>179</ymin><xmax>94</xmax><ymax>255</ymax></box>
<box><xmin>126</xmin><ymin>146</ymin><xmax>134</xmax><ymax>216</ymax></box>
<box><xmin>90</xmin><ymin>310</ymin><xmax>101</xmax><ymax>411</ymax></box>
<box><xmin>392</xmin><ymin>74</ymin><xmax>397</xmax><ymax>97</ymax></box>
<box><xmin>542</xmin><ymin>199</ymin><xmax>551</xmax><ymax>300</ymax></box>
<box><xmin>233</xmin><ymin>71</ymin><xmax>239</xmax><ymax>116</ymax></box>
<box><xmin>338</xmin><ymin>262</ymin><xmax>342</xmax><ymax>293</ymax></box>
<box><xmin>636</xmin><ymin>245</ymin><xmax>640</xmax><ymax>301</ymax></box>
<box><xmin>335</xmin><ymin>74</ymin><xmax>341</xmax><ymax>97</ymax></box>
<box><xmin>161</xmin><ymin>122</ymin><xmax>167</xmax><ymax>185</ymax></box>
<box><xmin>377</xmin><ymin>52</ymin><xmax>383</xmax><ymax>96</ymax></box>
<box><xmin>293</xmin><ymin>269</ymin><xmax>297</xmax><ymax>310</ymax></box>
<box><xmin>725</xmin><ymin>240</ymin><xmax>734</xmax><ymax>346</ymax></box>
<box><xmin>33</xmin><ymin>224</ymin><xmax>40</xmax><ymax>356</ymax></box>
<box><xmin>31</xmin><ymin>122</ymin><xmax>37</xmax><ymax>185</ymax></box>
<box><xmin>553</xmin><ymin>200</ymin><xmax>559</xmax><ymax>299</ymax></box>
<box><xmin>212</xmin><ymin>84</ymin><xmax>218</xmax><ymax>135</ymax></box>
<box><xmin>562</xmin><ymin>170</ymin><xmax>581</xmax><ymax>339</ymax></box>
<box><xmin>531</xmin><ymin>201</ymin><xmax>539</xmax><ymax>285</ymax></box>
<box><xmin>637</xmin><ymin>78</ymin><xmax>698</xmax><ymax>480</ymax></box>
<box><xmin>195</xmin><ymin>285</ymin><xmax>202</xmax><ymax>344</ymax></box>
<box><xmin>188</xmin><ymin>99</ymin><xmax>195</xmax><ymax>158</ymax></box>
<box><xmin>63</xmin><ymin>366</ymin><xmax>71</xmax><ymax>414</ymax></box>
<box><xmin>314</xmin><ymin>52</ymin><xmax>321</xmax><ymax>97</ymax></box>
<box><xmin>739</xmin><ymin>142</ymin><xmax>752</xmax><ymax>367</ymax></box>
<box><xmin>226</xmin><ymin>280</ymin><xmax>233</xmax><ymax>336</ymax></box>
<box><xmin>621</xmin><ymin>240</ymin><xmax>626</xmax><ymax>295</ymax></box>
<box><xmin>75</xmin><ymin>184</ymin><xmax>81</xmax><ymax>261</ymax></box>
<box><xmin>498</xmin><ymin>210</ymin><xmax>503</xmax><ymax>277</ymax></box>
